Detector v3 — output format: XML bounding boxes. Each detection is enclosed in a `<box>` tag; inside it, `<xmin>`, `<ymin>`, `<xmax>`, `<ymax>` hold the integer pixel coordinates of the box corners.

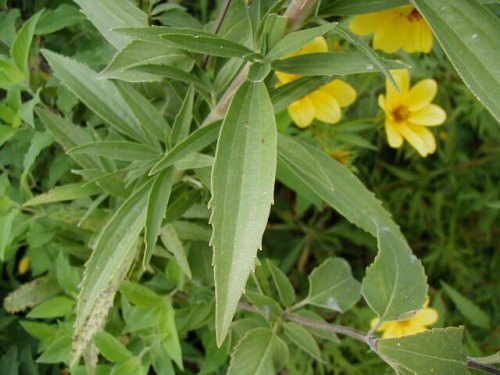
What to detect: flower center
<box><xmin>392</xmin><ymin>106</ymin><xmax>411</xmax><ymax>123</ymax></box>
<box><xmin>407</xmin><ymin>8</ymin><xmax>423</xmax><ymax>22</ymax></box>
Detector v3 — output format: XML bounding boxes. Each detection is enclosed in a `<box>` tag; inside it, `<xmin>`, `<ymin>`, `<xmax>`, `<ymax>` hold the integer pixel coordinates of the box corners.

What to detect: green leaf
<box><xmin>74</xmin><ymin>0</ymin><xmax>147</xmax><ymax>49</ymax></box>
<box><xmin>93</xmin><ymin>331</ymin><xmax>133</xmax><ymax>363</ymax></box>
<box><xmin>270</xmin><ymin>76</ymin><xmax>331</xmax><ymax>113</ymax></box>
<box><xmin>27</xmin><ymin>296</ymin><xmax>74</xmax><ymax>319</ymax></box>
<box><xmin>470</xmin><ymin>352</ymin><xmax>500</xmax><ymax>365</ymax></box>
<box><xmin>267</xmin><ymin>260</ymin><xmax>296</xmax><ymax>307</ymax></box>
<box><xmin>228</xmin><ymin>328</ymin><xmax>288</xmax><ymax>375</ymax></box>
<box><xmin>99</xmin><ymin>40</ymin><xmax>194</xmax><ymax>82</ymax></box>
<box><xmin>67</xmin><ymin>141</ymin><xmax>160</xmax><ymax>161</ymax></box>
<box><xmin>377</xmin><ymin>327</ymin><xmax>469</xmax><ymax>375</ymax></box>
<box><xmin>72</xmin><ymin>180</ymin><xmax>153</xmax><ymax>367</ymax></box>
<box><xmin>149</xmin><ymin>120</ymin><xmax>221</xmax><ymax>175</ymax></box>
<box><xmin>171</xmin><ymin>85</ymin><xmax>195</xmax><ymax>145</ymax></box>
<box><xmin>441</xmin><ymin>282</ymin><xmax>490</xmax><ymax>330</ymax></box>
<box><xmin>35</xmin><ymin>4</ymin><xmax>83</xmax><ymax>35</ymax></box>
<box><xmin>267</xmin><ymin>23</ymin><xmax>337</xmax><ymax>60</ymax></box>
<box><xmin>23</xmin><ymin>182</ymin><xmax>102</xmax><ymax>207</ymax></box>
<box><xmin>272</xmin><ymin>52</ymin><xmax>405</xmax><ymax>76</ymax></box>
<box><xmin>0</xmin><ymin>210</ymin><xmax>18</xmax><ymax>260</ymax></box>
<box><xmin>304</xmin><ymin>258</ymin><xmax>361</xmax><ymax>312</ymax></box>
<box><xmin>160</xmin><ymin>29</ymin><xmax>260</xmax><ymax>60</ymax></box>
<box><xmin>410</xmin><ymin>0</ymin><xmax>500</xmax><ymax>122</ymax></box>
<box><xmin>144</xmin><ymin>169</ymin><xmax>175</xmax><ymax>267</ymax></box>
<box><xmin>320</xmin><ymin>0</ymin><xmax>407</xmax><ymax>15</ymax></box>
<box><xmin>37</xmin><ymin>334</ymin><xmax>72</xmax><ymax>364</ymax></box>
<box><xmin>174</xmin><ymin>152</ymin><xmax>214</xmax><ymax>170</ymax></box>
<box><xmin>11</xmin><ymin>10</ymin><xmax>43</xmax><ymax>74</ymax></box>
<box><xmin>363</xmin><ymin>226</ymin><xmax>427</xmax><ymax>323</ymax></box>
<box><xmin>41</xmin><ymin>50</ymin><xmax>149</xmax><ymax>144</ymax></box>
<box><xmin>56</xmin><ymin>252</ymin><xmax>80</xmax><ymax>296</ymax></box>
<box><xmin>276</xmin><ymin>135</ymin><xmax>427</xmax><ymax>320</ymax></box>
<box><xmin>160</xmin><ymin>224</ymin><xmax>192</xmax><ymax>279</ymax></box>
<box><xmin>119</xmin><ymin>282</ymin><xmax>162</xmax><ymax>308</ymax></box>
<box><xmin>20</xmin><ymin>130</ymin><xmax>53</xmax><ymax>192</ymax></box>
<box><xmin>283</xmin><ymin>322</ymin><xmax>322</xmax><ymax>362</ymax></box>
<box><xmin>245</xmin><ymin>290</ymin><xmax>283</xmax><ymax>322</ymax></box>
<box><xmin>211</xmin><ymin>81</ymin><xmax>277</xmax><ymax>346</ymax></box>
<box><xmin>3</xmin><ymin>275</ymin><xmax>61</xmax><ymax>313</ymax></box>
<box><xmin>158</xmin><ymin>300</ymin><xmax>183</xmax><ymax>370</ymax></box>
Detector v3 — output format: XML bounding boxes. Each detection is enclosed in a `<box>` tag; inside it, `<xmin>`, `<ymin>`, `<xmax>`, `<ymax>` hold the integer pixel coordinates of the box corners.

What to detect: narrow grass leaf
<box><xmin>68</xmin><ymin>141</ymin><xmax>160</xmax><ymax>161</ymax></box>
<box><xmin>211</xmin><ymin>81</ymin><xmax>277</xmax><ymax>346</ymax></box>
<box><xmin>23</xmin><ymin>182</ymin><xmax>102</xmax><ymax>206</ymax></box>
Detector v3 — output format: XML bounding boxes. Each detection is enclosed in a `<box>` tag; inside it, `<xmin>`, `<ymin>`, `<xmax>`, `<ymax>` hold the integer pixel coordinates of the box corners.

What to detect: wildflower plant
<box><xmin>0</xmin><ymin>0</ymin><xmax>499</xmax><ymax>374</ymax></box>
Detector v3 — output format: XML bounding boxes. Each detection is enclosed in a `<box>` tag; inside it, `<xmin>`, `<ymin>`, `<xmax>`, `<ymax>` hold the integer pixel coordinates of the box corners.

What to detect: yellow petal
<box><xmin>414</xmin><ymin>20</ymin><xmax>434</xmax><ymax>53</ymax></box>
<box><xmin>409</xmin><ymin>104</ymin><xmax>446</xmax><ymax>126</ymax></box>
<box><xmin>370</xmin><ymin>317</ymin><xmax>380</xmax><ymax>329</ymax></box>
<box><xmin>385</xmin><ymin>119</ymin><xmax>404</xmax><ymax>148</ymax></box>
<box><xmin>309</xmin><ymin>91</ymin><xmax>342</xmax><ymax>124</ymax></box>
<box><xmin>413</xmin><ymin>307</ymin><xmax>439</xmax><ymax>326</ymax></box>
<box><xmin>321</xmin><ymin>79</ymin><xmax>357</xmax><ymax>107</ymax></box>
<box><xmin>399</xmin><ymin>123</ymin><xmax>436</xmax><ymax>157</ymax></box>
<box><xmin>373</xmin><ymin>15</ymin><xmax>408</xmax><ymax>53</ymax></box>
<box><xmin>402</xmin><ymin>322</ymin><xmax>427</xmax><ymax>336</ymax></box>
<box><xmin>378</xmin><ymin>94</ymin><xmax>387</xmax><ymax>112</ymax></box>
<box><xmin>349</xmin><ymin>12</ymin><xmax>388</xmax><ymax>35</ymax></box>
<box><xmin>382</xmin><ymin>323</ymin><xmax>404</xmax><ymax>339</ymax></box>
<box><xmin>405</xmin><ymin>79</ymin><xmax>437</xmax><ymax>111</ymax></box>
<box><xmin>288</xmin><ymin>97</ymin><xmax>315</xmax><ymax>128</ymax></box>
<box><xmin>292</xmin><ymin>36</ymin><xmax>328</xmax><ymax>56</ymax></box>
<box><xmin>276</xmin><ymin>71</ymin><xmax>300</xmax><ymax>85</ymax></box>
<box><xmin>18</xmin><ymin>256</ymin><xmax>31</xmax><ymax>275</ymax></box>
<box><xmin>386</xmin><ymin>69</ymin><xmax>410</xmax><ymax>110</ymax></box>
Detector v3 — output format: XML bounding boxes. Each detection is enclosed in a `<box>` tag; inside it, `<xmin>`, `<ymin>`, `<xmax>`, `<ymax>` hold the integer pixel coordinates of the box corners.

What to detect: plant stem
<box><xmin>467</xmin><ymin>359</ymin><xmax>500</xmax><ymax>375</ymax></box>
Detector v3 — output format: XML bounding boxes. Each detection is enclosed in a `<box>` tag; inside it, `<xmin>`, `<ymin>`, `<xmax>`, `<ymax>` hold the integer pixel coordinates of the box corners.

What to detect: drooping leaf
<box><xmin>74</xmin><ymin>0</ymin><xmax>147</xmax><ymax>49</ymax></box>
<box><xmin>266</xmin><ymin>23</ymin><xmax>337</xmax><ymax>60</ymax></box>
<box><xmin>10</xmin><ymin>10</ymin><xmax>43</xmax><ymax>75</ymax></box>
<box><xmin>41</xmin><ymin>50</ymin><xmax>149</xmax><ymax>144</ymax></box>
<box><xmin>410</xmin><ymin>0</ymin><xmax>500</xmax><ymax>122</ymax></box>
<box><xmin>362</xmin><ymin>226</ymin><xmax>427</xmax><ymax>322</ymax></box>
<box><xmin>272</xmin><ymin>52</ymin><xmax>405</xmax><ymax>76</ymax></box>
<box><xmin>228</xmin><ymin>328</ymin><xmax>288</xmax><ymax>375</ymax></box>
<box><xmin>211</xmin><ymin>81</ymin><xmax>277</xmax><ymax>346</ymax></box>
<box><xmin>72</xmin><ymin>180</ymin><xmax>153</xmax><ymax>367</ymax></box>
<box><xmin>144</xmin><ymin>169</ymin><xmax>175</xmax><ymax>268</ymax></box>
<box><xmin>283</xmin><ymin>322</ymin><xmax>322</xmax><ymax>362</ymax></box>
<box><xmin>304</xmin><ymin>258</ymin><xmax>361</xmax><ymax>312</ymax></box>
<box><xmin>23</xmin><ymin>183</ymin><xmax>102</xmax><ymax>207</ymax></box>
<box><xmin>377</xmin><ymin>327</ymin><xmax>469</xmax><ymax>375</ymax></box>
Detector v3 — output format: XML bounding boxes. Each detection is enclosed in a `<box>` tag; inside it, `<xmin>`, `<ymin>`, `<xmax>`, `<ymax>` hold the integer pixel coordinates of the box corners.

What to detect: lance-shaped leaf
<box><xmin>410</xmin><ymin>0</ymin><xmax>500</xmax><ymax>122</ymax></box>
<box><xmin>74</xmin><ymin>0</ymin><xmax>147</xmax><ymax>49</ymax></box>
<box><xmin>320</xmin><ymin>0</ymin><xmax>406</xmax><ymax>15</ymax></box>
<box><xmin>41</xmin><ymin>50</ymin><xmax>149</xmax><ymax>144</ymax></box>
<box><xmin>67</xmin><ymin>141</ymin><xmax>161</xmax><ymax>161</ymax></box>
<box><xmin>272</xmin><ymin>52</ymin><xmax>405</xmax><ymax>76</ymax></box>
<box><xmin>228</xmin><ymin>328</ymin><xmax>288</xmax><ymax>375</ymax></box>
<box><xmin>211</xmin><ymin>81</ymin><xmax>277</xmax><ymax>346</ymax></box>
<box><xmin>277</xmin><ymin>135</ymin><xmax>427</xmax><ymax>320</ymax></box>
<box><xmin>171</xmin><ymin>85</ymin><xmax>195</xmax><ymax>145</ymax></box>
<box><xmin>11</xmin><ymin>10</ymin><xmax>43</xmax><ymax>75</ymax></box>
<box><xmin>23</xmin><ymin>182</ymin><xmax>102</xmax><ymax>206</ymax></box>
<box><xmin>72</xmin><ymin>180</ymin><xmax>153</xmax><ymax>367</ymax></box>
<box><xmin>362</xmin><ymin>225</ymin><xmax>427</xmax><ymax>323</ymax></box>
<box><xmin>283</xmin><ymin>322</ymin><xmax>322</xmax><ymax>362</ymax></box>
<box><xmin>267</xmin><ymin>260</ymin><xmax>296</xmax><ymax>307</ymax></box>
<box><xmin>377</xmin><ymin>327</ymin><xmax>468</xmax><ymax>375</ymax></box>
<box><xmin>304</xmin><ymin>258</ymin><xmax>361</xmax><ymax>312</ymax></box>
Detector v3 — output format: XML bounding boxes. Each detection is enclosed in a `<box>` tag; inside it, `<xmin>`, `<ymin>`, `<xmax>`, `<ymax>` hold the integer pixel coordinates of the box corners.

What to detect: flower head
<box><xmin>350</xmin><ymin>6</ymin><xmax>433</xmax><ymax>54</ymax></box>
<box><xmin>371</xmin><ymin>298</ymin><xmax>439</xmax><ymax>338</ymax></box>
<box><xmin>276</xmin><ymin>37</ymin><xmax>356</xmax><ymax>128</ymax></box>
<box><xmin>379</xmin><ymin>69</ymin><xmax>446</xmax><ymax>157</ymax></box>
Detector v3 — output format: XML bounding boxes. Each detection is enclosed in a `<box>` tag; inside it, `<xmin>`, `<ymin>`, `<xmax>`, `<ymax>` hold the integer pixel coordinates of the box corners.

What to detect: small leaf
<box><xmin>74</xmin><ymin>0</ymin><xmax>147</xmax><ymax>49</ymax></box>
<box><xmin>410</xmin><ymin>0</ymin><xmax>500</xmax><ymax>122</ymax></box>
<box><xmin>267</xmin><ymin>260</ymin><xmax>296</xmax><ymax>307</ymax></box>
<box><xmin>93</xmin><ymin>331</ymin><xmax>133</xmax><ymax>363</ymax></box>
<box><xmin>11</xmin><ymin>10</ymin><xmax>43</xmax><ymax>74</ymax></box>
<box><xmin>377</xmin><ymin>327</ymin><xmax>468</xmax><ymax>375</ymax></box>
<box><xmin>211</xmin><ymin>81</ymin><xmax>277</xmax><ymax>346</ymax></box>
<box><xmin>144</xmin><ymin>169</ymin><xmax>175</xmax><ymax>268</ymax></box>
<box><xmin>171</xmin><ymin>85</ymin><xmax>195</xmax><ymax>145</ymax></box>
<box><xmin>35</xmin><ymin>4</ymin><xmax>83</xmax><ymax>35</ymax></box>
<box><xmin>0</xmin><ymin>210</ymin><xmax>18</xmax><ymax>260</ymax></box>
<box><xmin>272</xmin><ymin>52</ymin><xmax>405</xmax><ymax>76</ymax></box>
<box><xmin>68</xmin><ymin>141</ymin><xmax>160</xmax><ymax>161</ymax></box>
<box><xmin>149</xmin><ymin>120</ymin><xmax>221</xmax><ymax>175</ymax></box>
<box><xmin>23</xmin><ymin>182</ymin><xmax>102</xmax><ymax>207</ymax></box>
<box><xmin>245</xmin><ymin>290</ymin><xmax>283</xmax><ymax>322</ymax></box>
<box><xmin>305</xmin><ymin>258</ymin><xmax>361</xmax><ymax>312</ymax></box>
<box><xmin>3</xmin><ymin>275</ymin><xmax>61</xmax><ymax>313</ymax></box>
<box><xmin>362</xmin><ymin>226</ymin><xmax>427</xmax><ymax>323</ymax></box>
<box><xmin>160</xmin><ymin>224</ymin><xmax>192</xmax><ymax>279</ymax></box>
<box><xmin>158</xmin><ymin>300</ymin><xmax>183</xmax><ymax>370</ymax></box>
<box><xmin>119</xmin><ymin>282</ymin><xmax>162</xmax><ymax>308</ymax></box>
<box><xmin>441</xmin><ymin>282</ymin><xmax>490</xmax><ymax>330</ymax></box>
<box><xmin>267</xmin><ymin>23</ymin><xmax>337</xmax><ymax>60</ymax></box>
<box><xmin>27</xmin><ymin>296</ymin><xmax>74</xmax><ymax>319</ymax></box>
<box><xmin>228</xmin><ymin>328</ymin><xmax>288</xmax><ymax>375</ymax></box>
<box><xmin>283</xmin><ymin>322</ymin><xmax>322</xmax><ymax>362</ymax></box>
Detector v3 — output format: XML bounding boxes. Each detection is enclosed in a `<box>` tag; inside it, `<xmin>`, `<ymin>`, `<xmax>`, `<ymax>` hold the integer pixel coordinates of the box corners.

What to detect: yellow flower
<box><xmin>371</xmin><ymin>299</ymin><xmax>439</xmax><ymax>338</ymax></box>
<box><xmin>18</xmin><ymin>256</ymin><xmax>31</xmax><ymax>275</ymax></box>
<box><xmin>379</xmin><ymin>69</ymin><xmax>446</xmax><ymax>157</ymax></box>
<box><xmin>349</xmin><ymin>6</ymin><xmax>434</xmax><ymax>54</ymax></box>
<box><xmin>275</xmin><ymin>37</ymin><xmax>356</xmax><ymax>128</ymax></box>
